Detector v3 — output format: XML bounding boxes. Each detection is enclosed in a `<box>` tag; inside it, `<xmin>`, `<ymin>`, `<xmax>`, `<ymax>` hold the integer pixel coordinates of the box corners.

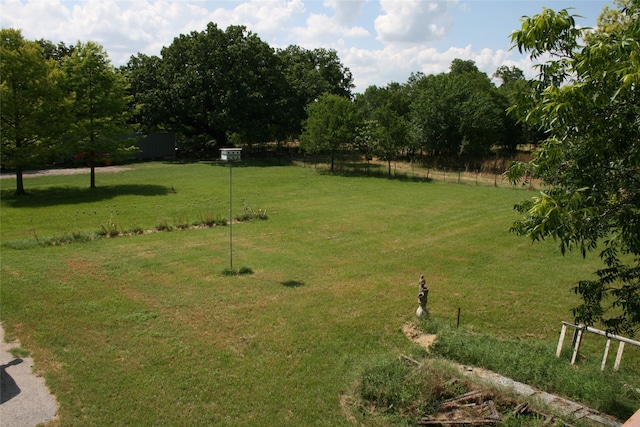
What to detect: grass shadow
<box><xmin>315</xmin><ymin>167</ymin><xmax>433</xmax><ymax>183</ymax></box>
<box><xmin>281</xmin><ymin>280</ymin><xmax>305</xmax><ymax>288</ymax></box>
<box><xmin>1</xmin><ymin>184</ymin><xmax>171</xmax><ymax>207</ymax></box>
<box><xmin>206</xmin><ymin>158</ymin><xmax>295</xmax><ymax>169</ymax></box>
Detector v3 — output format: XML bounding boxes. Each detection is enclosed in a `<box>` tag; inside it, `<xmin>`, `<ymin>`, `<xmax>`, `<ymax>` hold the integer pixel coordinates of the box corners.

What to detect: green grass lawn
<box><xmin>1</xmin><ymin>161</ymin><xmax>638</xmax><ymax>426</ymax></box>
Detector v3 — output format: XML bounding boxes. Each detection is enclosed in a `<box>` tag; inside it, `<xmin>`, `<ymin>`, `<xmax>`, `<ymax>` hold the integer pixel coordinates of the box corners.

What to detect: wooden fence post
<box><xmin>556</xmin><ymin>323</ymin><xmax>567</xmax><ymax>357</ymax></box>
<box><xmin>601</xmin><ymin>339</ymin><xmax>611</xmax><ymax>371</ymax></box>
<box><xmin>571</xmin><ymin>327</ymin><xmax>583</xmax><ymax>365</ymax></box>
<box><xmin>614</xmin><ymin>341</ymin><xmax>625</xmax><ymax>371</ymax></box>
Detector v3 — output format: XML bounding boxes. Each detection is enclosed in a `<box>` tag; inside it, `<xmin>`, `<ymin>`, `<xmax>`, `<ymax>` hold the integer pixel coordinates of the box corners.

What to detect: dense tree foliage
<box><xmin>507</xmin><ymin>0</ymin><xmax>640</xmax><ymax>335</ymax></box>
<box><xmin>494</xmin><ymin>65</ymin><xmax>544</xmax><ymax>152</ymax></box>
<box><xmin>356</xmin><ymin>84</ymin><xmax>411</xmax><ymax>176</ymax></box>
<box><xmin>410</xmin><ymin>60</ymin><xmax>507</xmax><ymax>159</ymax></box>
<box><xmin>172</xmin><ymin>24</ymin><xmax>285</xmax><ymax>149</ymax></box>
<box><xmin>300</xmin><ymin>93</ymin><xmax>359</xmax><ymax>171</ymax></box>
<box><xmin>63</xmin><ymin>41</ymin><xmax>134</xmax><ymax>188</ymax></box>
<box><xmin>277</xmin><ymin>45</ymin><xmax>354</xmax><ymax>139</ymax></box>
<box><xmin>0</xmin><ymin>29</ymin><xmax>70</xmax><ymax>195</ymax></box>
<box><xmin>36</xmin><ymin>38</ymin><xmax>75</xmax><ymax>65</ymax></box>
<box><xmin>5</xmin><ymin>18</ymin><xmax>545</xmax><ymax>179</ymax></box>
<box><xmin>124</xmin><ymin>25</ymin><xmax>354</xmax><ymax>156</ymax></box>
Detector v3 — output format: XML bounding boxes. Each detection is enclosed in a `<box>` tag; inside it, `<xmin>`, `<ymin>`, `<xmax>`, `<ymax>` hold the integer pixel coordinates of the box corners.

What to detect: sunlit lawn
<box><xmin>1</xmin><ymin>161</ymin><xmax>636</xmax><ymax>425</ymax></box>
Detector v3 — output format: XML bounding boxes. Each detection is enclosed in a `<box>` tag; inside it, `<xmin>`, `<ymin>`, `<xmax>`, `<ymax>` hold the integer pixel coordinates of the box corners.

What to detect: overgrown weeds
<box><xmin>198</xmin><ymin>212</ymin><xmax>227</xmax><ymax>227</ymax></box>
<box><xmin>418</xmin><ymin>316</ymin><xmax>640</xmax><ymax>420</ymax></box>
<box><xmin>235</xmin><ymin>198</ymin><xmax>268</xmax><ymax>221</ymax></box>
<box><xmin>352</xmin><ymin>357</ymin><xmax>573</xmax><ymax>426</ymax></box>
<box><xmin>2</xmin><ymin>209</ymin><xmax>264</xmax><ymax>249</ymax></box>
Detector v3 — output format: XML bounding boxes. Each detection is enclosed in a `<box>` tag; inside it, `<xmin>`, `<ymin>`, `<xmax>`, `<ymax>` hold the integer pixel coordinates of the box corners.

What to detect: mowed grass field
<box><xmin>1</xmin><ymin>161</ymin><xmax>637</xmax><ymax>426</ymax></box>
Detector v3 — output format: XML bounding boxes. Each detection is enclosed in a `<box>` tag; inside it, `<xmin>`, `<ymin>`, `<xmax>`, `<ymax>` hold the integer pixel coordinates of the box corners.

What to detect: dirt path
<box><xmin>0</xmin><ymin>166</ymin><xmax>133</xmax><ymax>179</ymax></box>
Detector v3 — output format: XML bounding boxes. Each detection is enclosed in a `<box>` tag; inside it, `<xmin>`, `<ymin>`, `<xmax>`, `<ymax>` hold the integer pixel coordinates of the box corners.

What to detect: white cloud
<box><xmin>375</xmin><ymin>0</ymin><xmax>456</xmax><ymax>44</ymax></box>
<box><xmin>290</xmin><ymin>12</ymin><xmax>369</xmax><ymax>46</ymax></box>
<box><xmin>1</xmin><ymin>0</ymin><xmax>597</xmax><ymax>90</ymax></box>
<box><xmin>341</xmin><ymin>43</ymin><xmax>530</xmax><ymax>91</ymax></box>
<box><xmin>1</xmin><ymin>0</ymin><xmax>71</xmax><ymax>39</ymax></box>
<box><xmin>323</xmin><ymin>0</ymin><xmax>367</xmax><ymax>24</ymax></box>
<box><xmin>1</xmin><ymin>0</ymin><xmax>306</xmax><ymax>64</ymax></box>
<box><xmin>209</xmin><ymin>0</ymin><xmax>305</xmax><ymax>39</ymax></box>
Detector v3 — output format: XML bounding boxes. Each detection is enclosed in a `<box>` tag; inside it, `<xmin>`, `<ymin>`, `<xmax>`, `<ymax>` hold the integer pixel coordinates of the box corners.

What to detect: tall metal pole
<box><xmin>229</xmin><ymin>160</ymin><xmax>233</xmax><ymax>270</ymax></box>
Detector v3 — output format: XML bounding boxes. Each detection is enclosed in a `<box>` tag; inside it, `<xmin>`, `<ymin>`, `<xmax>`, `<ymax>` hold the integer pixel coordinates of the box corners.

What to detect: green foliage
<box><xmin>62</xmin><ymin>41</ymin><xmax>134</xmax><ymax>188</ymax></box>
<box><xmin>358</xmin><ymin>358</ymin><xmax>445</xmax><ymax>418</ymax></box>
<box><xmin>198</xmin><ymin>212</ymin><xmax>227</xmax><ymax>227</ymax></box>
<box><xmin>276</xmin><ymin>45</ymin><xmax>354</xmax><ymax>138</ymax></box>
<box><xmin>0</xmin><ymin>29</ymin><xmax>71</xmax><ymax>195</ymax></box>
<box><xmin>410</xmin><ymin>61</ymin><xmax>507</xmax><ymax>158</ymax></box>
<box><xmin>494</xmin><ymin>65</ymin><xmax>544</xmax><ymax>151</ymax></box>
<box><xmin>235</xmin><ymin>198</ymin><xmax>268</xmax><ymax>221</ymax></box>
<box><xmin>154</xmin><ymin>219</ymin><xmax>173</xmax><ymax>232</ymax></box>
<box><xmin>355</xmin><ymin>85</ymin><xmax>412</xmax><ymax>176</ymax></box>
<box><xmin>124</xmin><ymin>24</ymin><xmax>354</xmax><ymax>153</ymax></box>
<box><xmin>300</xmin><ymin>93</ymin><xmax>360</xmax><ymax>171</ymax></box>
<box><xmin>98</xmin><ymin>217</ymin><xmax>120</xmax><ymax>237</ymax></box>
<box><xmin>507</xmin><ymin>0</ymin><xmax>640</xmax><ymax>335</ymax></box>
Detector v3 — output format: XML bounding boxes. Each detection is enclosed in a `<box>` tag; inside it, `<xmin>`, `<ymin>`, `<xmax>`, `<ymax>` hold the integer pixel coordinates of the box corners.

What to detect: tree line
<box><xmin>2</xmin><ymin>22</ymin><xmax>536</xmax><ymax>194</ymax></box>
<box><xmin>301</xmin><ymin>60</ymin><xmax>542</xmax><ymax>175</ymax></box>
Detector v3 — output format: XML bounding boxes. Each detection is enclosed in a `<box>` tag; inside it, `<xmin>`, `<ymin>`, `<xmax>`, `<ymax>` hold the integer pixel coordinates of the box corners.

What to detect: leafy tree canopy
<box><xmin>300</xmin><ymin>93</ymin><xmax>359</xmax><ymax>171</ymax></box>
<box><xmin>63</xmin><ymin>41</ymin><xmax>134</xmax><ymax>188</ymax></box>
<box><xmin>124</xmin><ymin>25</ymin><xmax>354</xmax><ymax>155</ymax></box>
<box><xmin>1</xmin><ymin>28</ymin><xmax>70</xmax><ymax>195</ymax></box>
<box><xmin>410</xmin><ymin>60</ymin><xmax>506</xmax><ymax>158</ymax></box>
<box><xmin>276</xmin><ymin>45</ymin><xmax>354</xmax><ymax>138</ymax></box>
<box><xmin>355</xmin><ymin>84</ymin><xmax>411</xmax><ymax>175</ymax></box>
<box><xmin>507</xmin><ymin>0</ymin><xmax>640</xmax><ymax>335</ymax></box>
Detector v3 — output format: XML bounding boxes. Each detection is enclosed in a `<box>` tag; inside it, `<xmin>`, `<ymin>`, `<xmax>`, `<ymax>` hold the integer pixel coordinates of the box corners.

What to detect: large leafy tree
<box><xmin>507</xmin><ymin>0</ymin><xmax>640</xmax><ymax>335</ymax></box>
<box><xmin>63</xmin><ymin>41</ymin><xmax>133</xmax><ymax>188</ymax></box>
<box><xmin>300</xmin><ymin>93</ymin><xmax>359</xmax><ymax>171</ymax></box>
<box><xmin>0</xmin><ymin>29</ymin><xmax>70</xmax><ymax>195</ymax></box>
<box><xmin>356</xmin><ymin>84</ymin><xmax>411</xmax><ymax>176</ymax></box>
<box><xmin>410</xmin><ymin>60</ymin><xmax>506</xmax><ymax>159</ymax></box>
<box><xmin>277</xmin><ymin>45</ymin><xmax>354</xmax><ymax>138</ymax></box>
<box><xmin>36</xmin><ymin>38</ymin><xmax>75</xmax><ymax>65</ymax></box>
<box><xmin>121</xmin><ymin>53</ymin><xmax>165</xmax><ymax>133</ymax></box>
<box><xmin>127</xmin><ymin>24</ymin><xmax>290</xmax><ymax>155</ymax></box>
<box><xmin>493</xmin><ymin>65</ymin><xmax>544</xmax><ymax>152</ymax></box>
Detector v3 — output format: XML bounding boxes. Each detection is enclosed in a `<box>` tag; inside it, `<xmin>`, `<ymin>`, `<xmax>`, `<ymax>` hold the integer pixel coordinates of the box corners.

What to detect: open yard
<box><xmin>1</xmin><ymin>161</ymin><xmax>638</xmax><ymax>426</ymax></box>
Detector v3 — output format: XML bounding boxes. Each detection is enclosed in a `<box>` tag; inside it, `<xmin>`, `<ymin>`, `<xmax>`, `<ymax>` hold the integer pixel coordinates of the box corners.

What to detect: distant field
<box><xmin>1</xmin><ymin>161</ymin><xmax>637</xmax><ymax>426</ymax></box>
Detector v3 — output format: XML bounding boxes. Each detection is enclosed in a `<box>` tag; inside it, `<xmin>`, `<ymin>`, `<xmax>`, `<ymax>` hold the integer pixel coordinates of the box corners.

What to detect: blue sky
<box><xmin>1</xmin><ymin>0</ymin><xmax>611</xmax><ymax>91</ymax></box>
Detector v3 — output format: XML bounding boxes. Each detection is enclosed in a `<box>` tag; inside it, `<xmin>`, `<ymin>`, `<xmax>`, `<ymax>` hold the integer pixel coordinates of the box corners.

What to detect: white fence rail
<box><xmin>556</xmin><ymin>321</ymin><xmax>640</xmax><ymax>371</ymax></box>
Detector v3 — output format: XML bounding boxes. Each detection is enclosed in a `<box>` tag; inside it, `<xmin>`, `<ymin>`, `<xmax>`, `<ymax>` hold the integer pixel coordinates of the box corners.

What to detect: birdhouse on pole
<box><xmin>220</xmin><ymin>148</ymin><xmax>242</xmax><ymax>161</ymax></box>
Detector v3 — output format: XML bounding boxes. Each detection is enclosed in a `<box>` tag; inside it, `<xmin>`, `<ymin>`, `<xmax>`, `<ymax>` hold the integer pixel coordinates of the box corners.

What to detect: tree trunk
<box><xmin>90</xmin><ymin>162</ymin><xmax>96</xmax><ymax>189</ymax></box>
<box><xmin>15</xmin><ymin>166</ymin><xmax>26</xmax><ymax>196</ymax></box>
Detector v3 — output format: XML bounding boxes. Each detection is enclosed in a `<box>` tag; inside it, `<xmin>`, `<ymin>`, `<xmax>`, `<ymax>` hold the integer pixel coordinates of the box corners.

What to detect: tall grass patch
<box><xmin>421</xmin><ymin>317</ymin><xmax>639</xmax><ymax>419</ymax></box>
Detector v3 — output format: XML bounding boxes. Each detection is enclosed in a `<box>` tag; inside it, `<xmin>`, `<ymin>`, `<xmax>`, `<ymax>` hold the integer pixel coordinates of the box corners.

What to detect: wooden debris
<box><xmin>438</xmin><ymin>390</ymin><xmax>487</xmax><ymax>410</ymax></box>
<box><xmin>419</xmin><ymin>390</ymin><xmax>501</xmax><ymax>426</ymax></box>
<box><xmin>418</xmin><ymin>420</ymin><xmax>498</xmax><ymax>426</ymax></box>
<box><xmin>418</xmin><ymin>384</ymin><xmax>578</xmax><ymax>427</ymax></box>
<box><xmin>399</xmin><ymin>353</ymin><xmax>423</xmax><ymax>367</ymax></box>
<box><xmin>512</xmin><ymin>402</ymin><xmax>529</xmax><ymax>416</ymax></box>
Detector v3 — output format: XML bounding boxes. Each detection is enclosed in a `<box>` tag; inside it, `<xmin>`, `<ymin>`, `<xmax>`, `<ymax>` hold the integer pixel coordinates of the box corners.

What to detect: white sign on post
<box><xmin>220</xmin><ymin>148</ymin><xmax>242</xmax><ymax>161</ymax></box>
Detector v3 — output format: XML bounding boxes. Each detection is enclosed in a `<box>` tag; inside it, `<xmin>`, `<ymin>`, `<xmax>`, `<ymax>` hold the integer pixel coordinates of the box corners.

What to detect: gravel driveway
<box><xmin>0</xmin><ymin>166</ymin><xmax>133</xmax><ymax>179</ymax></box>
